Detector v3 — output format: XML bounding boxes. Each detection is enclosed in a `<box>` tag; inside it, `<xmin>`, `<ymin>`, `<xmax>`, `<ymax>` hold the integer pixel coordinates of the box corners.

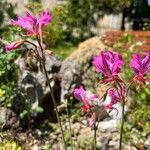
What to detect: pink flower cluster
<box><xmin>5</xmin><ymin>11</ymin><xmax>52</xmax><ymax>51</ymax></box>
<box><xmin>74</xmin><ymin>50</ymin><xmax>150</xmax><ymax>127</ymax></box>
<box><xmin>104</xmin><ymin>89</ymin><xmax>121</xmax><ymax>110</ymax></box>
<box><xmin>74</xmin><ymin>86</ymin><xmax>99</xmax><ymax>127</ymax></box>
<box><xmin>74</xmin><ymin>86</ymin><xmax>99</xmax><ymax>112</ymax></box>
<box><xmin>130</xmin><ymin>51</ymin><xmax>150</xmax><ymax>84</ymax></box>
<box><xmin>92</xmin><ymin>50</ymin><xmax>150</xmax><ymax>85</ymax></box>
<box><xmin>92</xmin><ymin>51</ymin><xmax>124</xmax><ymax>83</ymax></box>
<box><xmin>11</xmin><ymin>11</ymin><xmax>52</xmax><ymax>36</ymax></box>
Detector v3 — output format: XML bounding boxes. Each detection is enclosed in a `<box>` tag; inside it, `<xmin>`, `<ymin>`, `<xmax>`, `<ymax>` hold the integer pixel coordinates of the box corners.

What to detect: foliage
<box><xmin>127</xmin><ymin>105</ymin><xmax>150</xmax><ymax>130</ymax></box>
<box><xmin>65</xmin><ymin>0</ymin><xmax>131</xmax><ymax>42</ymax></box>
<box><xmin>0</xmin><ymin>0</ymin><xmax>15</xmax><ymax>30</ymax></box>
<box><xmin>124</xmin><ymin>86</ymin><xmax>150</xmax><ymax>143</ymax></box>
<box><xmin>0</xmin><ymin>140</ymin><xmax>22</xmax><ymax>150</ymax></box>
<box><xmin>1</xmin><ymin>2</ymin><xmax>150</xmax><ymax>149</ymax></box>
<box><xmin>143</xmin><ymin>22</ymin><xmax>150</xmax><ymax>30</ymax></box>
<box><xmin>44</xmin><ymin>5</ymin><xmax>69</xmax><ymax>48</ymax></box>
<box><xmin>26</xmin><ymin>1</ymin><xmax>43</xmax><ymax>14</ymax></box>
<box><xmin>125</xmin><ymin>0</ymin><xmax>150</xmax><ymax>30</ymax></box>
<box><xmin>0</xmin><ymin>25</ymin><xmax>25</xmax><ymax>108</ymax></box>
<box><xmin>124</xmin><ymin>105</ymin><xmax>150</xmax><ymax>145</ymax></box>
<box><xmin>65</xmin><ymin>0</ymin><xmax>150</xmax><ymax>41</ymax></box>
<box><xmin>52</xmin><ymin>42</ymin><xmax>76</xmax><ymax>59</ymax></box>
<box><xmin>0</xmin><ymin>49</ymin><xmax>19</xmax><ymax>107</ymax></box>
<box><xmin>113</xmin><ymin>33</ymin><xmax>135</xmax><ymax>81</ymax></box>
<box><xmin>128</xmin><ymin>0</ymin><xmax>150</xmax><ymax>18</ymax></box>
<box><xmin>77</xmin><ymin>136</ymin><xmax>94</xmax><ymax>150</ymax></box>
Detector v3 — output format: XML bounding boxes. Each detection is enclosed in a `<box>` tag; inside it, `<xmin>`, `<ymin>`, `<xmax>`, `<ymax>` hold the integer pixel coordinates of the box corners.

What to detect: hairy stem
<box><xmin>119</xmin><ymin>102</ymin><xmax>125</xmax><ymax>150</ymax></box>
<box><xmin>66</xmin><ymin>100</ymin><xmax>73</xmax><ymax>150</ymax></box>
<box><xmin>36</xmin><ymin>36</ymin><xmax>67</xmax><ymax>149</ymax></box>
<box><xmin>94</xmin><ymin>123</ymin><xmax>97</xmax><ymax>150</ymax></box>
<box><xmin>42</xmin><ymin>62</ymin><xmax>67</xmax><ymax>149</ymax></box>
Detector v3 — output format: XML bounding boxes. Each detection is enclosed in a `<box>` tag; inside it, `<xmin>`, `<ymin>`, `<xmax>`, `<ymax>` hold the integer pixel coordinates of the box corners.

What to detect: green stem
<box><xmin>66</xmin><ymin>100</ymin><xmax>73</xmax><ymax>150</ymax></box>
<box><xmin>42</xmin><ymin>62</ymin><xmax>67</xmax><ymax>149</ymax></box>
<box><xmin>119</xmin><ymin>102</ymin><xmax>125</xmax><ymax>150</ymax></box>
<box><xmin>94</xmin><ymin>123</ymin><xmax>97</xmax><ymax>150</ymax></box>
<box><xmin>36</xmin><ymin>36</ymin><xmax>67</xmax><ymax>149</ymax></box>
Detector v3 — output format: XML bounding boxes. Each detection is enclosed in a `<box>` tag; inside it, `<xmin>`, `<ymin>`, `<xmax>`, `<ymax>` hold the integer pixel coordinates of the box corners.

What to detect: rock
<box><xmin>144</xmin><ymin>136</ymin><xmax>150</xmax><ymax>149</ymax></box>
<box><xmin>96</xmin><ymin>141</ymin><xmax>103</xmax><ymax>149</ymax></box>
<box><xmin>59</xmin><ymin>36</ymin><xmax>108</xmax><ymax>100</ymax></box>
<box><xmin>14</xmin><ymin>53</ymin><xmax>62</xmax><ymax>122</ymax></box>
<box><xmin>67</xmin><ymin>36</ymin><xmax>108</xmax><ymax>61</ymax></box>
<box><xmin>31</xmin><ymin>145</ymin><xmax>39</xmax><ymax>150</ymax></box>
<box><xmin>72</xmin><ymin>123</ymin><xmax>81</xmax><ymax>136</ymax></box>
<box><xmin>59</xmin><ymin>59</ymin><xmax>81</xmax><ymax>100</ymax></box>
<box><xmin>79</xmin><ymin>127</ymin><xmax>92</xmax><ymax>136</ymax></box>
<box><xmin>108</xmin><ymin>141</ymin><xmax>137</xmax><ymax>150</ymax></box>
<box><xmin>108</xmin><ymin>140</ymin><xmax>119</xmax><ymax>149</ymax></box>
<box><xmin>0</xmin><ymin>107</ymin><xmax>20</xmax><ymax>130</ymax></box>
<box><xmin>52</xmin><ymin>143</ymin><xmax>60</xmax><ymax>150</ymax></box>
<box><xmin>98</xmin><ymin>120</ymin><xmax>119</xmax><ymax>132</ymax></box>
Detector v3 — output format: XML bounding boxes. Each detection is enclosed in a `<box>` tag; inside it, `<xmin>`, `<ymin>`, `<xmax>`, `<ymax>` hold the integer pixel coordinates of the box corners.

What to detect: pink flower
<box><xmin>130</xmin><ymin>51</ymin><xmax>150</xmax><ymax>84</ymax></box>
<box><xmin>104</xmin><ymin>89</ymin><xmax>121</xmax><ymax>110</ymax></box>
<box><xmin>74</xmin><ymin>86</ymin><xmax>98</xmax><ymax>112</ymax></box>
<box><xmin>4</xmin><ymin>39</ymin><xmax>25</xmax><ymax>51</ymax></box>
<box><xmin>11</xmin><ymin>11</ymin><xmax>52</xmax><ymax>36</ymax></box>
<box><xmin>92</xmin><ymin>50</ymin><xmax>124</xmax><ymax>83</ymax></box>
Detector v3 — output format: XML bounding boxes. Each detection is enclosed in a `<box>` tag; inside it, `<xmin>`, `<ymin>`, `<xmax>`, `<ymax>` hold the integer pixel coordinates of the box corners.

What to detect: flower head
<box><xmin>130</xmin><ymin>51</ymin><xmax>150</xmax><ymax>84</ymax></box>
<box><xmin>11</xmin><ymin>11</ymin><xmax>52</xmax><ymax>36</ymax></box>
<box><xmin>74</xmin><ymin>86</ymin><xmax>98</xmax><ymax>112</ymax></box>
<box><xmin>104</xmin><ymin>89</ymin><xmax>121</xmax><ymax>110</ymax></box>
<box><xmin>92</xmin><ymin>50</ymin><xmax>124</xmax><ymax>83</ymax></box>
<box><xmin>4</xmin><ymin>39</ymin><xmax>25</xmax><ymax>51</ymax></box>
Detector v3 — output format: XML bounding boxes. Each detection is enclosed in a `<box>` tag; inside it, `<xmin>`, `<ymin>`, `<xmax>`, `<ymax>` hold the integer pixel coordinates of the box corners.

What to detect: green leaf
<box><xmin>35</xmin><ymin>106</ymin><xmax>44</xmax><ymax>113</ymax></box>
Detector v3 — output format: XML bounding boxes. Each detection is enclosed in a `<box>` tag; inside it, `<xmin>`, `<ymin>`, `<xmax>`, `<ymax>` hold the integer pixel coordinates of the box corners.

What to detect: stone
<box><xmin>144</xmin><ymin>136</ymin><xmax>150</xmax><ymax>149</ymax></box>
<box><xmin>0</xmin><ymin>107</ymin><xmax>20</xmax><ymax>130</ymax></box>
<box><xmin>108</xmin><ymin>140</ymin><xmax>118</xmax><ymax>149</ymax></box>
<box><xmin>59</xmin><ymin>59</ymin><xmax>81</xmax><ymax>100</ymax></box>
<box><xmin>14</xmin><ymin>53</ymin><xmax>62</xmax><ymax>122</ymax></box>
<box><xmin>59</xmin><ymin>36</ymin><xmax>108</xmax><ymax>100</ymax></box>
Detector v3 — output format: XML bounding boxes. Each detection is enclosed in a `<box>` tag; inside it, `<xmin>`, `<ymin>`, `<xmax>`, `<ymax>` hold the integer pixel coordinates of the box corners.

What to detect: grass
<box><xmin>52</xmin><ymin>42</ymin><xmax>77</xmax><ymax>59</ymax></box>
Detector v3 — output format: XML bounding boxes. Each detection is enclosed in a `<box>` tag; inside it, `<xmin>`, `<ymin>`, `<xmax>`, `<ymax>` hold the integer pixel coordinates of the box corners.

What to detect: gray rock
<box><xmin>59</xmin><ymin>37</ymin><xmax>108</xmax><ymax>100</ymax></box>
<box><xmin>13</xmin><ymin>53</ymin><xmax>62</xmax><ymax>121</ymax></box>
<box><xmin>59</xmin><ymin>59</ymin><xmax>81</xmax><ymax>100</ymax></box>
<box><xmin>108</xmin><ymin>140</ymin><xmax>119</xmax><ymax>149</ymax></box>
<box><xmin>144</xmin><ymin>136</ymin><xmax>150</xmax><ymax>149</ymax></box>
<box><xmin>0</xmin><ymin>107</ymin><xmax>20</xmax><ymax>130</ymax></box>
<box><xmin>96</xmin><ymin>138</ymin><xmax>109</xmax><ymax>150</ymax></box>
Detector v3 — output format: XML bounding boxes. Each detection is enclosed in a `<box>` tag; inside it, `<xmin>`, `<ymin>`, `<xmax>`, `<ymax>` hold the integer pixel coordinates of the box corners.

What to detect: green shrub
<box><xmin>44</xmin><ymin>5</ymin><xmax>68</xmax><ymax>48</ymax></box>
<box><xmin>0</xmin><ymin>49</ymin><xmax>19</xmax><ymax>107</ymax></box>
